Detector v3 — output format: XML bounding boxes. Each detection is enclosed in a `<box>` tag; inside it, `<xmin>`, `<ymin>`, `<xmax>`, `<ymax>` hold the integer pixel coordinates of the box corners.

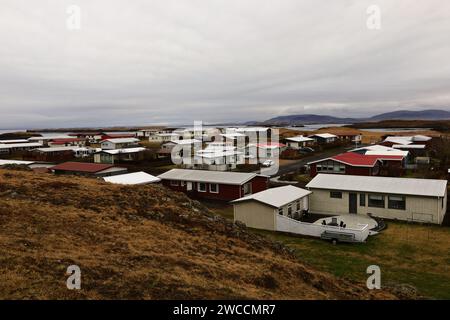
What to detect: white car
<box><xmin>262</xmin><ymin>160</ymin><xmax>274</xmax><ymax>167</ymax></box>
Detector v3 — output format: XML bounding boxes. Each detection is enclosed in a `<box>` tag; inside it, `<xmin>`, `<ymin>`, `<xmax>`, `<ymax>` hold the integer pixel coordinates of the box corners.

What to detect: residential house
<box><xmin>192</xmin><ymin>143</ymin><xmax>244</xmax><ymax>171</ymax></box>
<box><xmin>136</xmin><ymin>129</ymin><xmax>160</xmax><ymax>138</ymax></box>
<box><xmin>48</xmin><ymin>138</ymin><xmax>86</xmax><ymax>147</ymax></box>
<box><xmin>94</xmin><ymin>147</ymin><xmax>146</xmax><ymax>164</ymax></box>
<box><xmin>68</xmin><ymin>132</ymin><xmax>103</xmax><ymax>143</ymax></box>
<box><xmin>28</xmin><ymin>135</ymin><xmax>73</xmax><ymax>146</ymax></box>
<box><xmin>0</xmin><ymin>142</ymin><xmax>42</xmax><ymax>155</ymax></box>
<box><xmin>149</xmin><ymin>133</ymin><xmax>180</xmax><ymax>143</ymax></box>
<box><xmin>308</xmin><ymin>152</ymin><xmax>406</xmax><ymax>177</ymax></box>
<box><xmin>232</xmin><ymin>185</ymin><xmax>311</xmax><ymax>231</ymax></box>
<box><xmin>308</xmin><ymin>133</ymin><xmax>338</xmax><ymax>144</ymax></box>
<box><xmin>381</xmin><ymin>135</ymin><xmax>432</xmax><ymax>148</ymax></box>
<box><xmin>100</xmin><ymin>138</ymin><xmax>140</xmax><ymax>150</ymax></box>
<box><xmin>285</xmin><ymin>136</ymin><xmax>314</xmax><ymax>149</ymax></box>
<box><xmin>51</xmin><ymin>162</ymin><xmax>127</xmax><ymax>177</ymax></box>
<box><xmin>158</xmin><ymin>169</ymin><xmax>269</xmax><ymax>201</ymax></box>
<box><xmin>101</xmin><ymin>132</ymin><xmax>137</xmax><ymax>140</ymax></box>
<box><xmin>26</xmin><ymin>146</ymin><xmax>93</xmax><ymax>162</ymax></box>
<box><xmin>306</xmin><ymin>174</ymin><xmax>447</xmax><ymax>225</ymax></box>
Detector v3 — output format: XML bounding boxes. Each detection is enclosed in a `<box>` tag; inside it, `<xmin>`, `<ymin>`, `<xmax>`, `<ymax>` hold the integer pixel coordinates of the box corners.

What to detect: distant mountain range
<box><xmin>252</xmin><ymin>109</ymin><xmax>450</xmax><ymax>126</ymax></box>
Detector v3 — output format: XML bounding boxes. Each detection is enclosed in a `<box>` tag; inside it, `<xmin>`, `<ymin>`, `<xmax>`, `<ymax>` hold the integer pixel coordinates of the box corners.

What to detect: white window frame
<box><xmin>209</xmin><ymin>183</ymin><xmax>219</xmax><ymax>193</ymax></box>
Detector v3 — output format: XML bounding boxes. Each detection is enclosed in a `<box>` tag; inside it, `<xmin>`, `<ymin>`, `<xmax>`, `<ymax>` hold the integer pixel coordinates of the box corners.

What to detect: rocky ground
<box><xmin>0</xmin><ymin>168</ymin><xmax>399</xmax><ymax>299</ymax></box>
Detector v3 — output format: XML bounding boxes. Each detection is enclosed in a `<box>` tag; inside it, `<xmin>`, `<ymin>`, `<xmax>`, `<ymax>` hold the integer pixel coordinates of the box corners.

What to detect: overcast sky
<box><xmin>1</xmin><ymin>0</ymin><xmax>450</xmax><ymax>128</ymax></box>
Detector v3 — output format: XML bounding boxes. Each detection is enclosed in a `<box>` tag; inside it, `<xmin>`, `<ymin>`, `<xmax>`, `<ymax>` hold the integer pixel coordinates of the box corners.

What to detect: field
<box><xmin>206</xmin><ymin>203</ymin><xmax>450</xmax><ymax>299</ymax></box>
<box><xmin>0</xmin><ymin>169</ymin><xmax>398</xmax><ymax>299</ymax></box>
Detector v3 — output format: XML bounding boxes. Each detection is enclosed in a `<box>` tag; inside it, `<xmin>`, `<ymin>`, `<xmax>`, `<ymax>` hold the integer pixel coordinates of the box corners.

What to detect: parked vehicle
<box><xmin>262</xmin><ymin>160</ymin><xmax>274</xmax><ymax>167</ymax></box>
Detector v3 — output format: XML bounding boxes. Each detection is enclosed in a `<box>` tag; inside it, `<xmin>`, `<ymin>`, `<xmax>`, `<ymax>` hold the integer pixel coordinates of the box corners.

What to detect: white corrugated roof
<box><xmin>231</xmin><ymin>185</ymin><xmax>311</xmax><ymax>207</ymax></box>
<box><xmin>286</xmin><ymin>135</ymin><xmax>314</xmax><ymax>143</ymax></box>
<box><xmin>352</xmin><ymin>144</ymin><xmax>409</xmax><ymax>157</ymax></box>
<box><xmin>28</xmin><ymin>135</ymin><xmax>72</xmax><ymax>141</ymax></box>
<box><xmin>392</xmin><ymin>144</ymin><xmax>426</xmax><ymax>149</ymax></box>
<box><xmin>158</xmin><ymin>169</ymin><xmax>259</xmax><ymax>185</ymax></box>
<box><xmin>0</xmin><ymin>159</ymin><xmax>35</xmax><ymax>166</ymax></box>
<box><xmin>103</xmin><ymin>171</ymin><xmax>160</xmax><ymax>185</ymax></box>
<box><xmin>99</xmin><ymin>147</ymin><xmax>146</xmax><ymax>155</ymax></box>
<box><xmin>0</xmin><ymin>139</ymin><xmax>29</xmax><ymax>144</ymax></box>
<box><xmin>170</xmin><ymin>139</ymin><xmax>202</xmax><ymax>145</ymax></box>
<box><xmin>310</xmin><ymin>133</ymin><xmax>337</xmax><ymax>139</ymax></box>
<box><xmin>0</xmin><ymin>142</ymin><xmax>42</xmax><ymax>149</ymax></box>
<box><xmin>306</xmin><ymin>174</ymin><xmax>447</xmax><ymax>197</ymax></box>
<box><xmin>383</xmin><ymin>136</ymin><xmax>413</xmax><ymax>145</ymax></box>
<box><xmin>37</xmin><ymin>146</ymin><xmax>89</xmax><ymax>152</ymax></box>
<box><xmin>102</xmin><ymin>138</ymin><xmax>140</xmax><ymax>144</ymax></box>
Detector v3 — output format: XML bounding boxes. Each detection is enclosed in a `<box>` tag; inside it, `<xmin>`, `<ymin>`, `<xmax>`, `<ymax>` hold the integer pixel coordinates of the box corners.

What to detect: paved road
<box><xmin>271</xmin><ymin>146</ymin><xmax>350</xmax><ymax>178</ymax></box>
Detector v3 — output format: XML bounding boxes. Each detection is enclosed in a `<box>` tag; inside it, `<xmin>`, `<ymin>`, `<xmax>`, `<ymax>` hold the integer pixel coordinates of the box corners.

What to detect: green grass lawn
<box><xmin>207</xmin><ymin>202</ymin><xmax>450</xmax><ymax>299</ymax></box>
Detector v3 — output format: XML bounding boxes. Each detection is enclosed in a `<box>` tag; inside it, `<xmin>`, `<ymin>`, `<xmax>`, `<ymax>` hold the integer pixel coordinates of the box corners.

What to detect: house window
<box><xmin>368</xmin><ymin>194</ymin><xmax>385</xmax><ymax>208</ymax></box>
<box><xmin>198</xmin><ymin>182</ymin><xmax>207</xmax><ymax>192</ymax></box>
<box><xmin>170</xmin><ymin>180</ymin><xmax>179</xmax><ymax>186</ymax></box>
<box><xmin>296</xmin><ymin>200</ymin><xmax>301</xmax><ymax>211</ymax></box>
<box><xmin>209</xmin><ymin>183</ymin><xmax>219</xmax><ymax>193</ymax></box>
<box><xmin>278</xmin><ymin>207</ymin><xmax>283</xmax><ymax>215</ymax></box>
<box><xmin>287</xmin><ymin>205</ymin><xmax>292</xmax><ymax>217</ymax></box>
<box><xmin>360</xmin><ymin>193</ymin><xmax>366</xmax><ymax>206</ymax></box>
<box><xmin>330</xmin><ymin>191</ymin><xmax>342</xmax><ymax>199</ymax></box>
<box><xmin>388</xmin><ymin>195</ymin><xmax>406</xmax><ymax>210</ymax></box>
<box><xmin>243</xmin><ymin>183</ymin><xmax>252</xmax><ymax>195</ymax></box>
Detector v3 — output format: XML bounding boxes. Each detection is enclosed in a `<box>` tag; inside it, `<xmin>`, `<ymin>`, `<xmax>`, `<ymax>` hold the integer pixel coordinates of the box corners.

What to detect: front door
<box><xmin>349</xmin><ymin>193</ymin><xmax>357</xmax><ymax>214</ymax></box>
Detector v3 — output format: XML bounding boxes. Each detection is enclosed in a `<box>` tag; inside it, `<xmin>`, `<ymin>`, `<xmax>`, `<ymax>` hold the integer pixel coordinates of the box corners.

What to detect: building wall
<box><xmin>308</xmin><ymin>188</ymin><xmax>447</xmax><ymax>224</ymax></box>
<box><xmin>234</xmin><ymin>201</ymin><xmax>276</xmax><ymax>231</ymax></box>
<box><xmin>161</xmin><ymin>176</ymin><xmax>268</xmax><ymax>201</ymax></box>
<box><xmin>309</xmin><ymin>161</ymin><xmax>375</xmax><ymax>177</ymax></box>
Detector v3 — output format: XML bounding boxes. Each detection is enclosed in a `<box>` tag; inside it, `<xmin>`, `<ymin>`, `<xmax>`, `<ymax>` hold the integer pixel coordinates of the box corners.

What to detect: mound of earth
<box><xmin>0</xmin><ymin>169</ymin><xmax>397</xmax><ymax>299</ymax></box>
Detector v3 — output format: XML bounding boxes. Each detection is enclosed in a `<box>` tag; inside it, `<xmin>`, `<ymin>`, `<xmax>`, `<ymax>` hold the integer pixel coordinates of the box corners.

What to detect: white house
<box><xmin>232</xmin><ymin>185</ymin><xmax>370</xmax><ymax>242</ymax></box>
<box><xmin>149</xmin><ymin>133</ymin><xmax>180</xmax><ymax>143</ymax></box>
<box><xmin>308</xmin><ymin>133</ymin><xmax>338</xmax><ymax>144</ymax></box>
<box><xmin>100</xmin><ymin>138</ymin><xmax>140</xmax><ymax>150</ymax></box>
<box><xmin>306</xmin><ymin>174</ymin><xmax>448</xmax><ymax>225</ymax></box>
<box><xmin>285</xmin><ymin>136</ymin><xmax>314</xmax><ymax>149</ymax></box>
<box><xmin>94</xmin><ymin>147</ymin><xmax>146</xmax><ymax>164</ymax></box>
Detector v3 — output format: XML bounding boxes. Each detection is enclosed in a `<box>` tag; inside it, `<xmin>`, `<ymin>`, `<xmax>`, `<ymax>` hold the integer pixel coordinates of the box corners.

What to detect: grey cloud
<box><xmin>1</xmin><ymin>0</ymin><xmax>450</xmax><ymax>128</ymax></box>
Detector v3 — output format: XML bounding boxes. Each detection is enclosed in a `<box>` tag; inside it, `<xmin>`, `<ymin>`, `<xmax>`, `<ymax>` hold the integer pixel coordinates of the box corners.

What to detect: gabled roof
<box><xmin>309</xmin><ymin>133</ymin><xmax>338</xmax><ymax>139</ymax></box>
<box><xmin>308</xmin><ymin>152</ymin><xmax>404</xmax><ymax>167</ymax></box>
<box><xmin>0</xmin><ymin>159</ymin><xmax>35</xmax><ymax>166</ymax></box>
<box><xmin>158</xmin><ymin>169</ymin><xmax>262</xmax><ymax>185</ymax></box>
<box><xmin>351</xmin><ymin>145</ymin><xmax>409</xmax><ymax>157</ymax></box>
<box><xmin>170</xmin><ymin>139</ymin><xmax>202</xmax><ymax>145</ymax></box>
<box><xmin>103</xmin><ymin>171</ymin><xmax>160</xmax><ymax>185</ymax></box>
<box><xmin>0</xmin><ymin>139</ymin><xmax>29</xmax><ymax>144</ymax></box>
<box><xmin>0</xmin><ymin>142</ymin><xmax>42</xmax><ymax>149</ymax></box>
<box><xmin>231</xmin><ymin>185</ymin><xmax>311</xmax><ymax>208</ymax></box>
<box><xmin>102</xmin><ymin>138</ymin><xmax>139</xmax><ymax>144</ymax></box>
<box><xmin>98</xmin><ymin>147</ymin><xmax>146</xmax><ymax>155</ymax></box>
<box><xmin>51</xmin><ymin>162</ymin><xmax>114</xmax><ymax>173</ymax></box>
<box><xmin>306</xmin><ymin>174</ymin><xmax>447</xmax><ymax>197</ymax></box>
<box><xmin>286</xmin><ymin>136</ymin><xmax>314</xmax><ymax>143</ymax></box>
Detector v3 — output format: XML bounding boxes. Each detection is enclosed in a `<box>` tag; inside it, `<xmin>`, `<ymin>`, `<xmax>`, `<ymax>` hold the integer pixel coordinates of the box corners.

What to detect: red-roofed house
<box><xmin>48</xmin><ymin>138</ymin><xmax>86</xmax><ymax>147</ymax></box>
<box><xmin>50</xmin><ymin>162</ymin><xmax>127</xmax><ymax>177</ymax></box>
<box><xmin>308</xmin><ymin>152</ymin><xmax>405</xmax><ymax>177</ymax></box>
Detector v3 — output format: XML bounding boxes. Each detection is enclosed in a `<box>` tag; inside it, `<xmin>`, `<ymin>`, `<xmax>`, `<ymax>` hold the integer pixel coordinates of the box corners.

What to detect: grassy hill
<box><xmin>0</xmin><ymin>168</ymin><xmax>397</xmax><ymax>299</ymax></box>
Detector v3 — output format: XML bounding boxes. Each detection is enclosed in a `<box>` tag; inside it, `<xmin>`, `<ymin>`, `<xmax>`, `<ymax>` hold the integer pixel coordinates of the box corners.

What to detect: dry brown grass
<box><xmin>0</xmin><ymin>169</ymin><xmax>400</xmax><ymax>300</ymax></box>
